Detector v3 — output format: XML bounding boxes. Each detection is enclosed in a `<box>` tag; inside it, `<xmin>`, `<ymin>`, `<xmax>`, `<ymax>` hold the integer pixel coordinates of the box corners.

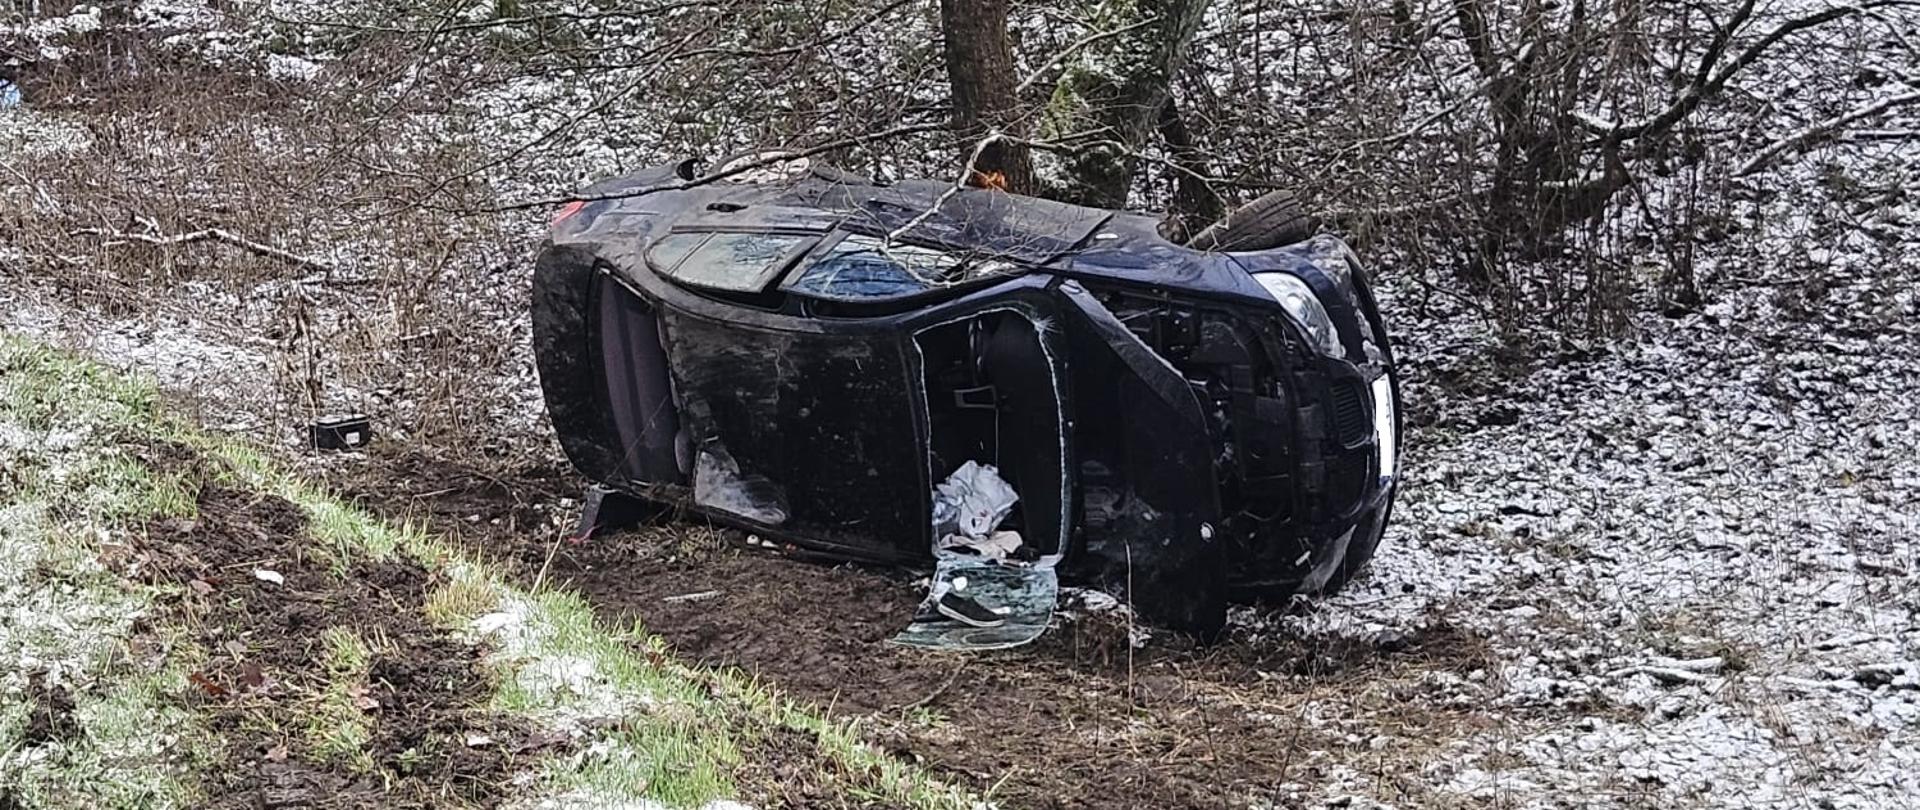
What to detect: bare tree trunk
<box><xmin>1157</xmin><ymin>96</ymin><xmax>1224</xmax><ymax>240</ymax></box>
<box><xmin>1043</xmin><ymin>0</ymin><xmax>1210</xmax><ymax>208</ymax></box>
<box><xmin>939</xmin><ymin>0</ymin><xmax>1035</xmax><ymax>193</ymax></box>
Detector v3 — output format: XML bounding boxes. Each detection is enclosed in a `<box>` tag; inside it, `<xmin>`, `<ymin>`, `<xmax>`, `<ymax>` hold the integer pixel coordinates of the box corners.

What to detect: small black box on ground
<box><xmin>309</xmin><ymin>415</ymin><xmax>372</xmax><ymax>450</ymax></box>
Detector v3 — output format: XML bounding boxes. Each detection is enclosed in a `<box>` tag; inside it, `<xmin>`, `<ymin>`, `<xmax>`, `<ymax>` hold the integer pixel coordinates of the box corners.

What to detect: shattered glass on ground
<box><xmin>890</xmin><ymin>558</ymin><xmax>1057</xmax><ymax>652</ymax></box>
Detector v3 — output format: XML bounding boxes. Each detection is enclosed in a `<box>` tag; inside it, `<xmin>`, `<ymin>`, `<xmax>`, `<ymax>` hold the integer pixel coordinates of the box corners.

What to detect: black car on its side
<box><xmin>532</xmin><ymin>157</ymin><xmax>1401</xmax><ymax>640</ymax></box>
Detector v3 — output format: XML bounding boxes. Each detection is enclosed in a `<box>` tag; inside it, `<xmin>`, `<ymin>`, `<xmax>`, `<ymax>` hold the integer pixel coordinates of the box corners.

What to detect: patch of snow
<box><xmin>0</xmin><ymin>293</ymin><xmax>279</xmax><ymax>434</ymax></box>
<box><xmin>13</xmin><ymin>6</ymin><xmax>102</xmax><ymax>60</ymax></box>
<box><xmin>135</xmin><ymin>0</ymin><xmax>223</xmax><ymax>30</ymax></box>
<box><xmin>264</xmin><ymin>53</ymin><xmax>322</xmax><ymax>82</ymax></box>
<box><xmin>468</xmin><ymin>597</ymin><xmax>656</xmax><ymax>729</ymax></box>
<box><xmin>0</xmin><ymin>108</ymin><xmax>93</xmax><ymax>157</ymax></box>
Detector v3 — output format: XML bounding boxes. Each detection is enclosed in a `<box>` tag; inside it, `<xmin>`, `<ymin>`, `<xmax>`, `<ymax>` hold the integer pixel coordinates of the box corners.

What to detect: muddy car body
<box><xmin>532</xmin><ymin>159</ymin><xmax>1401</xmax><ymax>638</ymax></box>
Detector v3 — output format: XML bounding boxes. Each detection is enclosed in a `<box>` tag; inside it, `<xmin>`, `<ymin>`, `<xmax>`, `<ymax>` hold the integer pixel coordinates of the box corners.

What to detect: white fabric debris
<box><xmin>932</xmin><ymin>461</ymin><xmax>1019</xmax><ymax>540</ymax></box>
<box><xmin>938</xmin><ymin>529</ymin><xmax>1023</xmax><ymax>561</ymax></box>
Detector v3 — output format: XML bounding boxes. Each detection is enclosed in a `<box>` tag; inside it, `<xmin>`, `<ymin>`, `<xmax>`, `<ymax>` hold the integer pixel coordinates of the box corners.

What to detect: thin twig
<box><xmin>1015</xmin><ymin>16</ymin><xmax>1161</xmax><ymax>94</ymax></box>
<box><xmin>70</xmin><ymin>226</ymin><xmax>341</xmax><ymax>275</ymax></box>
<box><xmin>531</xmin><ymin>527</ymin><xmax>571</xmax><ymax>593</ymax></box>
<box><xmin>1737</xmin><ymin>90</ymin><xmax>1920</xmax><ymax>175</ymax></box>
<box><xmin>490</xmin><ymin>120</ymin><xmax>948</xmax><ymax>211</ymax></box>
<box><xmin>0</xmin><ymin>158</ymin><xmax>58</xmax><ymax>213</ymax></box>
<box><xmin>885</xmin><ymin>129</ymin><xmax>1002</xmax><ymax>244</ymax></box>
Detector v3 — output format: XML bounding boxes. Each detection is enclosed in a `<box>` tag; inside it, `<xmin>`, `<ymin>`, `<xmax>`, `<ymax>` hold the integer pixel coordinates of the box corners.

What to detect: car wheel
<box><xmin>531</xmin><ymin>245</ymin><xmax>626</xmax><ymax>484</ymax></box>
<box><xmin>1184</xmin><ymin>189</ymin><xmax>1313</xmax><ymax>252</ymax></box>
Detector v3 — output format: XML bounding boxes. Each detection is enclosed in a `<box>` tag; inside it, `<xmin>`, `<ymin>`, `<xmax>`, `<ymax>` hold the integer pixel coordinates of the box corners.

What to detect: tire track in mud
<box><xmin>130</xmin><ymin>444</ymin><xmax>550</xmax><ymax>809</ymax></box>
<box><xmin>333</xmin><ymin>449</ymin><xmax>1498</xmax><ymax>810</ymax></box>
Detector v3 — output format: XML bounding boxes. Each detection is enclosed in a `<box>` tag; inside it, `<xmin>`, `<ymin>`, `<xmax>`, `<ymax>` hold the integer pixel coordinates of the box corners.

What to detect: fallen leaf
<box><xmin>464</xmin><ymin>734</ymin><xmax>494</xmax><ymax>748</ymax></box>
<box><xmin>253</xmin><ymin>569</ymin><xmax>285</xmax><ymax>585</ymax></box>
<box><xmin>189</xmin><ymin>578</ymin><xmax>214</xmax><ymax>595</ymax></box>
<box><xmin>223</xmin><ymin>639</ymin><xmax>246</xmax><ymax>658</ymax></box>
<box><xmin>348</xmin><ymin>683</ymin><xmax>379</xmax><ymax>712</ymax></box>
<box><xmin>188</xmin><ymin>671</ymin><xmax>228</xmax><ymax>697</ymax></box>
<box><xmin>237</xmin><ymin>662</ymin><xmax>265</xmax><ymax>691</ymax></box>
<box><xmin>513</xmin><ymin>729</ymin><xmax>572</xmax><ymax>752</ymax></box>
<box><xmin>264</xmin><ymin>743</ymin><xmax>289</xmax><ymax>762</ymax></box>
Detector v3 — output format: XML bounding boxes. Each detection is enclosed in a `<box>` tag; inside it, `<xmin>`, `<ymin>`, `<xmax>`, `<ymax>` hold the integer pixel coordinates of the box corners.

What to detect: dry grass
<box><xmin>10</xmin><ymin>35</ymin><xmax>547</xmax><ymax>465</ymax></box>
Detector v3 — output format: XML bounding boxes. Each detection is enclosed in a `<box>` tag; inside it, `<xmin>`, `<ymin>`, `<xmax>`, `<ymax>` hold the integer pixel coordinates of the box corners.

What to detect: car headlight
<box><xmin>1371</xmin><ymin>374</ymin><xmax>1397</xmax><ymax>482</ymax></box>
<box><xmin>1255</xmin><ymin>273</ymin><xmax>1344</xmax><ymax>356</ymax></box>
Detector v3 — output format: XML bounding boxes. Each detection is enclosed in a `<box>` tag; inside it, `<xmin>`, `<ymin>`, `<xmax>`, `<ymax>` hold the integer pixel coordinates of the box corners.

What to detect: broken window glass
<box><xmin>785</xmin><ymin>234</ymin><xmax>967</xmax><ymax>300</ymax></box>
<box><xmin>647</xmin><ymin>232</ymin><xmax>708</xmax><ymax>272</ymax></box>
<box><xmin>648</xmin><ymin>232</ymin><xmax>812</xmax><ymax>293</ymax></box>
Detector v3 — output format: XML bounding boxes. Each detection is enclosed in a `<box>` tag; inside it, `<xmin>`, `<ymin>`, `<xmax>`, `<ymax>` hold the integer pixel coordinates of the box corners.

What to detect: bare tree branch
<box><xmin>1581</xmin><ymin>0</ymin><xmax>1918</xmax><ymax>142</ymax></box>
<box><xmin>687</xmin><ymin>0</ymin><xmax>918</xmax><ymax>60</ymax></box>
<box><xmin>273</xmin><ymin>1</ymin><xmax>725</xmax><ymax>35</ymax></box>
<box><xmin>1737</xmin><ymin>89</ymin><xmax>1920</xmax><ymax>175</ymax></box>
<box><xmin>1014</xmin><ymin>16</ymin><xmax>1161</xmax><ymax>95</ymax></box>
<box><xmin>578</xmin><ymin>0</ymin><xmax>917</xmax><ymax>67</ymax></box>
<box><xmin>400</xmin><ymin>27</ymin><xmax>711</xmax><ymax>208</ymax></box>
<box><xmin>491</xmin><ymin>120</ymin><xmax>950</xmax><ymax>211</ymax></box>
<box><xmin>0</xmin><ymin>158</ymin><xmax>58</xmax><ymax>213</ymax></box>
<box><xmin>71</xmin><ymin>226</ymin><xmax>344</xmax><ymax>277</ymax></box>
<box><xmin>887</xmin><ymin>130</ymin><xmax>1003</xmax><ymax>243</ymax></box>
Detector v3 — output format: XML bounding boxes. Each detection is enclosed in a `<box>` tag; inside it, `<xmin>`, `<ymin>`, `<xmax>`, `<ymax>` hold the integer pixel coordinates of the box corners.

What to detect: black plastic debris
<box><xmin>308</xmin><ymin>415</ymin><xmax>372</xmax><ymax>450</ymax></box>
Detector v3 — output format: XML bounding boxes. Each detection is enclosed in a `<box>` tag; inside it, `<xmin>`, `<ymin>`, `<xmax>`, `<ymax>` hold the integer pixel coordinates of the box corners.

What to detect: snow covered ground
<box><xmin>1286</xmin><ymin>266</ymin><xmax>1920</xmax><ymax>807</ymax></box>
<box><xmin>1271</xmin><ymin>114</ymin><xmax>1920</xmax><ymax>803</ymax></box>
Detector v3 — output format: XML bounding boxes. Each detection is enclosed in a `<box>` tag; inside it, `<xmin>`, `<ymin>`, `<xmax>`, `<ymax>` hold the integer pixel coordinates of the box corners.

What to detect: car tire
<box><xmin>531</xmin><ymin>245</ymin><xmax>626</xmax><ymax>485</ymax></box>
<box><xmin>1185</xmin><ymin>189</ymin><xmax>1313</xmax><ymax>252</ymax></box>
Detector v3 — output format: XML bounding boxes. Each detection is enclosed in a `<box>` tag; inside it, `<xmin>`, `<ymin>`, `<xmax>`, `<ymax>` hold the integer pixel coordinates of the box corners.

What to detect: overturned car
<box><xmin>532</xmin><ymin>157</ymin><xmax>1400</xmax><ymax>646</ymax></box>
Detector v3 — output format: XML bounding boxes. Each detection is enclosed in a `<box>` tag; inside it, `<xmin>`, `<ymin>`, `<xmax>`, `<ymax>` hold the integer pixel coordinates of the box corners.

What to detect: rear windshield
<box><xmin>786</xmin><ymin>234</ymin><xmax>1015</xmax><ymax>301</ymax></box>
<box><xmin>648</xmin><ymin>231</ymin><xmax>815</xmax><ymax>293</ymax></box>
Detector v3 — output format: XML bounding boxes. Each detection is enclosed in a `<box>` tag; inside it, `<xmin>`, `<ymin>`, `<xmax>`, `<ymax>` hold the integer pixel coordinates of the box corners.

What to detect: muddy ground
<box><xmin>330</xmin><ymin>447</ymin><xmax>1498</xmax><ymax>809</ymax></box>
<box><xmin>129</xmin><ymin>442</ymin><xmax>547</xmax><ymax>809</ymax></box>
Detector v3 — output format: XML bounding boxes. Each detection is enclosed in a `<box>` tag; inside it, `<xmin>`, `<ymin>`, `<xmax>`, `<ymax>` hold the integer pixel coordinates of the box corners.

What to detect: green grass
<box><xmin>0</xmin><ymin>333</ymin><xmax>981</xmax><ymax>809</ymax></box>
<box><xmin>308</xmin><ymin>628</ymin><xmax>377</xmax><ymax>768</ymax></box>
<box><xmin>0</xmin><ymin>337</ymin><xmax>211</xmax><ymax>809</ymax></box>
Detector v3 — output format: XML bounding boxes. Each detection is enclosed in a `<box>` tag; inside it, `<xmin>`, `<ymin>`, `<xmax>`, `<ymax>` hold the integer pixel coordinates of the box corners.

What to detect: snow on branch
<box><xmin>1014</xmin><ymin>16</ymin><xmax>1161</xmax><ymax>95</ymax></box>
